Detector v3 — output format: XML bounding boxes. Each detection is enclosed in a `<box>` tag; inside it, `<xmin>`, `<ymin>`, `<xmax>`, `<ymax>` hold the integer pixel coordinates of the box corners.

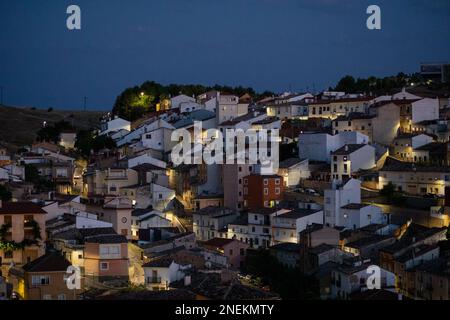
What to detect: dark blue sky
<box><xmin>0</xmin><ymin>0</ymin><xmax>449</xmax><ymax>110</ymax></box>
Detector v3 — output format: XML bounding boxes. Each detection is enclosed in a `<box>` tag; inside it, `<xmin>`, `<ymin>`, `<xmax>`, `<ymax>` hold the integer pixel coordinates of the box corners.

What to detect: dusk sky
<box><xmin>0</xmin><ymin>0</ymin><xmax>449</xmax><ymax>110</ymax></box>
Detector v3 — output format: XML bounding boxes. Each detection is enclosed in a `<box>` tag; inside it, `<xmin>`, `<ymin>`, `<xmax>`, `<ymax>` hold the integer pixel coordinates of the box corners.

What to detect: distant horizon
<box><xmin>1</xmin><ymin>0</ymin><xmax>449</xmax><ymax>110</ymax></box>
<box><xmin>0</xmin><ymin>69</ymin><xmax>429</xmax><ymax>112</ymax></box>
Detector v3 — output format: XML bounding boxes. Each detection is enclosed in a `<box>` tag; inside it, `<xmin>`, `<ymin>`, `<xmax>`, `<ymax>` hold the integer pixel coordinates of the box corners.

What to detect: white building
<box><xmin>143</xmin><ymin>259</ymin><xmax>191</xmax><ymax>290</ymax></box>
<box><xmin>216</xmin><ymin>93</ymin><xmax>248</xmax><ymax>125</ymax></box>
<box><xmin>170</xmin><ymin>94</ymin><xmax>195</xmax><ymax>109</ymax></box>
<box><xmin>339</xmin><ymin>204</ymin><xmax>387</xmax><ymax>230</ymax></box>
<box><xmin>331</xmin><ymin>144</ymin><xmax>376</xmax><ymax>181</ymax></box>
<box><xmin>192</xmin><ymin>206</ymin><xmax>238</xmax><ymax>241</ymax></box>
<box><xmin>99</xmin><ymin>117</ymin><xmax>131</xmax><ymax>136</ymax></box>
<box><xmin>324</xmin><ymin>179</ymin><xmax>361</xmax><ymax>227</ymax></box>
<box><xmin>298</xmin><ymin>131</ymin><xmax>369</xmax><ymax>163</ymax></box>
<box><xmin>278</xmin><ymin>158</ymin><xmax>310</xmax><ymax>187</ymax></box>
<box><xmin>331</xmin><ymin>260</ymin><xmax>396</xmax><ymax>299</ymax></box>
<box><xmin>271</xmin><ymin>208</ymin><xmax>324</xmax><ymax>244</ymax></box>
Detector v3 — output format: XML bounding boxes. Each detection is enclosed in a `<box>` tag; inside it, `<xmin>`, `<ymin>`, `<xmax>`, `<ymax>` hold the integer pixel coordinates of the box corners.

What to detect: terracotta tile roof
<box><xmin>202</xmin><ymin>237</ymin><xmax>236</xmax><ymax>248</ymax></box>
<box><xmin>0</xmin><ymin>201</ymin><xmax>47</xmax><ymax>215</ymax></box>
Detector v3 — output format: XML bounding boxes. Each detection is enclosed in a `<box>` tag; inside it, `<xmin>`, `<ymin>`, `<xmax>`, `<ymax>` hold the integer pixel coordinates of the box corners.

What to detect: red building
<box><xmin>243</xmin><ymin>174</ymin><xmax>284</xmax><ymax>210</ymax></box>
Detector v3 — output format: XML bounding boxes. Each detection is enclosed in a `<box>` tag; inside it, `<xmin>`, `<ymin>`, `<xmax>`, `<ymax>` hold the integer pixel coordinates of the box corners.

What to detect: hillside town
<box><xmin>1</xmin><ymin>72</ymin><xmax>450</xmax><ymax>300</ymax></box>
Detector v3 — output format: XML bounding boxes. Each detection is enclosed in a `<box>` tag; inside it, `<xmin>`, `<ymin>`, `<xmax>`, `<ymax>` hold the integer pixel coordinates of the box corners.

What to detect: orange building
<box><xmin>243</xmin><ymin>174</ymin><xmax>284</xmax><ymax>210</ymax></box>
<box><xmin>0</xmin><ymin>201</ymin><xmax>47</xmax><ymax>267</ymax></box>
<box><xmin>9</xmin><ymin>252</ymin><xmax>82</xmax><ymax>300</ymax></box>
<box><xmin>83</xmin><ymin>234</ymin><xmax>129</xmax><ymax>282</ymax></box>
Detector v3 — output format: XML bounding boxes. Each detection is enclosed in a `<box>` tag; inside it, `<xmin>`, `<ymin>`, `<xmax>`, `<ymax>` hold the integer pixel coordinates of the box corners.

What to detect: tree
<box><xmin>75</xmin><ymin>130</ymin><xmax>116</xmax><ymax>158</ymax></box>
<box><xmin>0</xmin><ymin>185</ymin><xmax>12</xmax><ymax>201</ymax></box>
<box><xmin>335</xmin><ymin>75</ymin><xmax>356</xmax><ymax>92</ymax></box>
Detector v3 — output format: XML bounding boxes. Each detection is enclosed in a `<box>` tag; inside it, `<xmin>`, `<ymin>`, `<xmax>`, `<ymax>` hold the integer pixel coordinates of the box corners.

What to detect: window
<box><xmin>158</xmin><ymin>193</ymin><xmax>163</xmax><ymax>199</ymax></box>
<box><xmin>4</xmin><ymin>215</ymin><xmax>12</xmax><ymax>225</ymax></box>
<box><xmin>275</xmin><ymin>179</ymin><xmax>280</xmax><ymax>185</ymax></box>
<box><xmin>100</xmin><ymin>262</ymin><xmax>109</xmax><ymax>270</ymax></box>
<box><xmin>263</xmin><ymin>179</ymin><xmax>268</xmax><ymax>185</ymax></box>
<box><xmin>343</xmin><ymin>164</ymin><xmax>348</xmax><ymax>173</ymax></box>
<box><xmin>243</xmin><ymin>179</ymin><xmax>248</xmax><ymax>185</ymax></box>
<box><xmin>254</xmin><ymin>215</ymin><xmax>258</xmax><ymax>221</ymax></box>
<box><xmin>32</xmin><ymin>275</ymin><xmax>50</xmax><ymax>286</ymax></box>
<box><xmin>57</xmin><ymin>294</ymin><xmax>66</xmax><ymax>300</ymax></box>
<box><xmin>4</xmin><ymin>251</ymin><xmax>13</xmax><ymax>259</ymax></box>
<box><xmin>229</xmin><ymin>249</ymin><xmax>233</xmax><ymax>256</ymax></box>
<box><xmin>43</xmin><ymin>295</ymin><xmax>52</xmax><ymax>300</ymax></box>
<box><xmin>275</xmin><ymin>187</ymin><xmax>280</xmax><ymax>195</ymax></box>
<box><xmin>264</xmin><ymin>188</ymin><xmax>268</xmax><ymax>195</ymax></box>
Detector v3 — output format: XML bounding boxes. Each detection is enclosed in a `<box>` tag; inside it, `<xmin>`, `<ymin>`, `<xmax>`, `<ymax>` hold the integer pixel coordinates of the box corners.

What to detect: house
<box><xmin>379</xmin><ymin>223</ymin><xmax>447</xmax><ymax>267</ymax></box>
<box><xmin>299</xmin><ymin>223</ymin><xmax>340</xmax><ymax>248</ymax></box>
<box><xmin>58</xmin><ymin>131</ymin><xmax>77</xmax><ymax>150</ymax></box>
<box><xmin>339</xmin><ymin>203</ymin><xmax>387</xmax><ymax>230</ymax></box>
<box><xmin>202</xmin><ymin>238</ymin><xmax>249</xmax><ymax>270</ymax></box>
<box><xmin>0</xmin><ymin>201</ymin><xmax>47</xmax><ymax>266</ymax></box>
<box><xmin>413</xmin><ymin>142</ymin><xmax>448</xmax><ymax>165</ymax></box>
<box><xmin>271</xmin><ymin>208</ymin><xmax>324</xmax><ymax>244</ymax></box>
<box><xmin>83</xmin><ymin>166</ymin><xmax>138</xmax><ymax>197</ymax></box>
<box><xmin>99</xmin><ymin>117</ymin><xmax>131</xmax><ymax>136</ymax></box>
<box><xmin>391</xmin><ymin>133</ymin><xmax>434</xmax><ymax>162</ymax></box>
<box><xmin>412</xmin><ymin>256</ymin><xmax>450</xmax><ymax>300</ymax></box>
<box><xmin>92</xmin><ymin>197</ymin><xmax>133</xmax><ymax>240</ymax></box>
<box><xmin>331</xmin><ymin>144</ymin><xmax>376</xmax><ymax>181</ymax></box>
<box><xmin>216</xmin><ymin>93</ymin><xmax>248</xmax><ymax>125</ymax></box>
<box><xmin>243</xmin><ymin>174</ymin><xmax>284</xmax><ymax>210</ymax></box>
<box><xmin>52</xmin><ymin>227</ymin><xmax>129</xmax><ymax>283</ymax></box>
<box><xmin>379</xmin><ymin>157</ymin><xmax>450</xmax><ymax>196</ymax></box>
<box><xmin>192</xmin><ymin>206</ymin><xmax>238</xmax><ymax>241</ymax></box>
<box><xmin>278</xmin><ymin>158</ymin><xmax>310</xmax><ymax>187</ymax></box>
<box><xmin>269</xmin><ymin>242</ymin><xmax>302</xmax><ymax>268</ymax></box>
<box><xmin>83</xmin><ymin>233</ymin><xmax>129</xmax><ymax>282</ymax></box>
<box><xmin>266</xmin><ymin>102</ymin><xmax>309</xmax><ymax>120</ymax></box>
<box><xmin>246</xmin><ymin>207</ymin><xmax>285</xmax><ymax>249</ymax></box>
<box><xmin>332</xmin><ymin>113</ymin><xmax>377</xmax><ymax>141</ymax></box>
<box><xmin>143</xmin><ymin>258</ymin><xmax>191</xmax><ymax>291</ymax></box>
<box><xmin>8</xmin><ymin>252</ymin><xmax>81</xmax><ymax>300</ymax></box>
<box><xmin>392</xmin><ymin>244</ymin><xmax>440</xmax><ymax>297</ymax></box>
<box><xmin>308</xmin><ymin>97</ymin><xmax>373</xmax><ymax>120</ymax></box>
<box><xmin>330</xmin><ymin>258</ymin><xmax>396</xmax><ymax>299</ymax></box>
<box><xmin>298</xmin><ymin>131</ymin><xmax>369</xmax><ymax>163</ymax></box>
<box><xmin>222</xmin><ymin>163</ymin><xmax>254</xmax><ymax>211</ymax></box>
<box><xmin>130</xmin><ymin>209</ymin><xmax>172</xmax><ymax>241</ymax></box>
<box><xmin>170</xmin><ymin>94</ymin><xmax>195</xmax><ymax>109</ymax></box>
<box><xmin>369</xmin><ymin>101</ymin><xmax>401</xmax><ymax>146</ymax></box>
<box><xmin>323</xmin><ymin>179</ymin><xmax>361</xmax><ymax>227</ymax></box>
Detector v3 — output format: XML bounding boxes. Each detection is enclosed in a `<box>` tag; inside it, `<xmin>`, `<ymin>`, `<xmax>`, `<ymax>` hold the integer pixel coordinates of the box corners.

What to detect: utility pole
<box><xmin>83</xmin><ymin>96</ymin><xmax>87</xmax><ymax>111</ymax></box>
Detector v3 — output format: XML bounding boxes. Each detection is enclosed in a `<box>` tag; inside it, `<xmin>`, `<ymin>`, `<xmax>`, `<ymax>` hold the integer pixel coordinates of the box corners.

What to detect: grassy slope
<box><xmin>0</xmin><ymin>105</ymin><xmax>105</xmax><ymax>151</ymax></box>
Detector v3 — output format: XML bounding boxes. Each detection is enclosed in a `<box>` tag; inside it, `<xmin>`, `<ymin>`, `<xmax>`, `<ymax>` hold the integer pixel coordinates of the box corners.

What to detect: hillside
<box><xmin>0</xmin><ymin>105</ymin><xmax>105</xmax><ymax>151</ymax></box>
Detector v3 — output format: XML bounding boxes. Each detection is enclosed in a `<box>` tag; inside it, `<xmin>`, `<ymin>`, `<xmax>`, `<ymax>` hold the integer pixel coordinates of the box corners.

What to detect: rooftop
<box><xmin>0</xmin><ymin>201</ymin><xmax>47</xmax><ymax>215</ymax></box>
<box><xmin>22</xmin><ymin>252</ymin><xmax>71</xmax><ymax>273</ymax></box>
<box><xmin>331</xmin><ymin>144</ymin><xmax>366</xmax><ymax>155</ymax></box>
